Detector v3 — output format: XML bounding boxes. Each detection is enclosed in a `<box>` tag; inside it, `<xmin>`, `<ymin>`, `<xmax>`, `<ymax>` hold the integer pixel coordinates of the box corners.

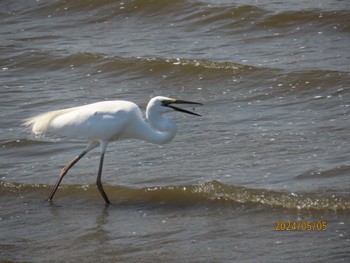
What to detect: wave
<box><xmin>1</xmin><ymin>180</ymin><xmax>349</xmax><ymax>211</ymax></box>
<box><xmin>9</xmin><ymin>50</ymin><xmax>349</xmax><ymax>85</ymax></box>
<box><xmin>295</xmin><ymin>165</ymin><xmax>350</xmax><ymax>179</ymax></box>
<box><xmin>7</xmin><ymin>51</ymin><xmax>256</xmax><ymax>76</ymax></box>
<box><xmin>17</xmin><ymin>0</ymin><xmax>194</xmax><ymax>18</ymax></box>
<box><xmin>257</xmin><ymin>10</ymin><xmax>350</xmax><ymax>32</ymax></box>
<box><xmin>0</xmin><ymin>138</ymin><xmax>53</xmax><ymax>149</ymax></box>
<box><xmin>15</xmin><ymin>0</ymin><xmax>350</xmax><ymax>32</ymax></box>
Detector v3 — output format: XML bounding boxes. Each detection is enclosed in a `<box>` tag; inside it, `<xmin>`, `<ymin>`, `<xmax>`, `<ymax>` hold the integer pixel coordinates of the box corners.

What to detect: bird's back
<box><xmin>24</xmin><ymin>100</ymin><xmax>143</xmax><ymax>141</ymax></box>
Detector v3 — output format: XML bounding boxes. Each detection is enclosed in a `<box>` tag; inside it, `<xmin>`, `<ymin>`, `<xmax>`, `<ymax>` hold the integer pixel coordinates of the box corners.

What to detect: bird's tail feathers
<box><xmin>23</xmin><ymin>108</ymin><xmax>76</xmax><ymax>135</ymax></box>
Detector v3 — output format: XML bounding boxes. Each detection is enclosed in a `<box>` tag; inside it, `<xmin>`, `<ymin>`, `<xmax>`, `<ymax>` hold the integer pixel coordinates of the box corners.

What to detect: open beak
<box><xmin>166</xmin><ymin>99</ymin><xmax>203</xmax><ymax>116</ymax></box>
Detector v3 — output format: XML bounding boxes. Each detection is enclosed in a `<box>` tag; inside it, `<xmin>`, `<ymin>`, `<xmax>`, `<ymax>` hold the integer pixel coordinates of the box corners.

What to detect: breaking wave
<box><xmin>1</xmin><ymin>180</ymin><xmax>349</xmax><ymax>211</ymax></box>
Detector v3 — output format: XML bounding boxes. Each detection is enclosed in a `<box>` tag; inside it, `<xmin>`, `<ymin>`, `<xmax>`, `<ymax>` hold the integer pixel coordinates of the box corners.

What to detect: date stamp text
<box><xmin>275</xmin><ymin>221</ymin><xmax>327</xmax><ymax>231</ymax></box>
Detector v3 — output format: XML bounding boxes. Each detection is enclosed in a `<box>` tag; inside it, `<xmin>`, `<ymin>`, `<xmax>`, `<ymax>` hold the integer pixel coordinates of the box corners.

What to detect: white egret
<box><xmin>23</xmin><ymin>96</ymin><xmax>202</xmax><ymax>204</ymax></box>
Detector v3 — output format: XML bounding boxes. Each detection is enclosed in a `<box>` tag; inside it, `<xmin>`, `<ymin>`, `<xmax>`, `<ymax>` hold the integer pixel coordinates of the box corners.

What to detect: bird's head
<box><xmin>148</xmin><ymin>96</ymin><xmax>203</xmax><ymax>117</ymax></box>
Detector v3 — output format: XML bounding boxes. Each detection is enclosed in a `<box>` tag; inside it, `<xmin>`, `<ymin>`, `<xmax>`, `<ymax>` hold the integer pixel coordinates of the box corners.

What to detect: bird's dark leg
<box><xmin>96</xmin><ymin>152</ymin><xmax>111</xmax><ymax>204</ymax></box>
<box><xmin>48</xmin><ymin>150</ymin><xmax>87</xmax><ymax>201</ymax></box>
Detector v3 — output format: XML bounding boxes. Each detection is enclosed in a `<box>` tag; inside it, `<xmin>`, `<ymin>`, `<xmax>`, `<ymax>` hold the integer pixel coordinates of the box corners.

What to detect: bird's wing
<box><xmin>24</xmin><ymin>101</ymin><xmax>142</xmax><ymax>140</ymax></box>
<box><xmin>47</xmin><ymin>101</ymin><xmax>138</xmax><ymax>140</ymax></box>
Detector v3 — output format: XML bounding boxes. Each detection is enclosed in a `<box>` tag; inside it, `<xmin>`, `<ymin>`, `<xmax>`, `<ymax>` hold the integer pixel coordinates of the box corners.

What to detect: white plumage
<box><xmin>24</xmin><ymin>96</ymin><xmax>202</xmax><ymax>204</ymax></box>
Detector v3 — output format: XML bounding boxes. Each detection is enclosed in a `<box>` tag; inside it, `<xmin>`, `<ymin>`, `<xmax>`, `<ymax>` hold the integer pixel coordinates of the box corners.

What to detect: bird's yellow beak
<box><xmin>162</xmin><ymin>99</ymin><xmax>203</xmax><ymax>116</ymax></box>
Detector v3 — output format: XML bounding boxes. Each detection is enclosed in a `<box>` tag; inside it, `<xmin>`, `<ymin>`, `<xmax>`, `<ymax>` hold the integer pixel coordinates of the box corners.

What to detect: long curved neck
<box><xmin>138</xmin><ymin>107</ymin><xmax>177</xmax><ymax>145</ymax></box>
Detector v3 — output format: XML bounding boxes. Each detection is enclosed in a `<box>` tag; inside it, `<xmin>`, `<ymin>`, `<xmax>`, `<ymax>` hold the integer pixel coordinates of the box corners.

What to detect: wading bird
<box><xmin>23</xmin><ymin>96</ymin><xmax>202</xmax><ymax>204</ymax></box>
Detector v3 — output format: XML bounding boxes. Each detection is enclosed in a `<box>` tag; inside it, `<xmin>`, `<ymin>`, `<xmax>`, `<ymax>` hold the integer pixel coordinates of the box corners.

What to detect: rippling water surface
<box><xmin>1</xmin><ymin>0</ymin><xmax>349</xmax><ymax>262</ymax></box>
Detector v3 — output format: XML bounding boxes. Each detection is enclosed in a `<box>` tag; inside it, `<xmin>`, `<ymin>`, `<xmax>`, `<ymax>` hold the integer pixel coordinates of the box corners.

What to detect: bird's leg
<box><xmin>48</xmin><ymin>150</ymin><xmax>87</xmax><ymax>201</ymax></box>
<box><xmin>96</xmin><ymin>152</ymin><xmax>111</xmax><ymax>204</ymax></box>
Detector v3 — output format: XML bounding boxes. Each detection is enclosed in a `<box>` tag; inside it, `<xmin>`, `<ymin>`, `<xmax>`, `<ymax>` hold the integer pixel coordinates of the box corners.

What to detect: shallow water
<box><xmin>1</xmin><ymin>0</ymin><xmax>350</xmax><ymax>262</ymax></box>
